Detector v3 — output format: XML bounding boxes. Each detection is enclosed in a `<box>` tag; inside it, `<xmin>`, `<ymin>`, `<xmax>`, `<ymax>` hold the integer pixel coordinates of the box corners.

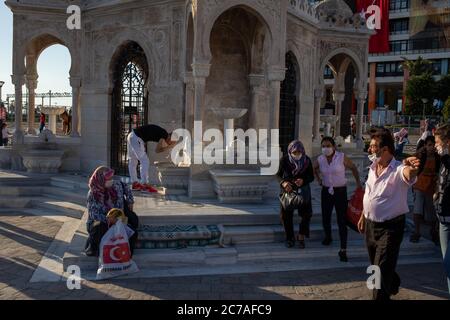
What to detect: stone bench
<box><xmin>209</xmin><ymin>169</ymin><xmax>274</xmax><ymax>203</ymax></box>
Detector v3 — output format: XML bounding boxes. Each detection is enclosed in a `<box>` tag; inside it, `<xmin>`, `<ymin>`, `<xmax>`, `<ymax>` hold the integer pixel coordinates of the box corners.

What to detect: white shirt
<box><xmin>318</xmin><ymin>151</ymin><xmax>347</xmax><ymax>188</ymax></box>
<box><xmin>363</xmin><ymin>157</ymin><xmax>416</xmax><ymax>222</ymax></box>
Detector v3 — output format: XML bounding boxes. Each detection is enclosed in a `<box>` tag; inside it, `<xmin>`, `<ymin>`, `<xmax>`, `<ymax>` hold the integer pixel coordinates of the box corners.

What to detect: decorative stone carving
<box><xmin>209</xmin><ymin>169</ymin><xmax>273</xmax><ymax>203</ymax></box>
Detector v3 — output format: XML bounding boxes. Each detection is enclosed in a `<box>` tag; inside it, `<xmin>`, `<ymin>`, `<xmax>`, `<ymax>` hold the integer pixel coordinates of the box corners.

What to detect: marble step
<box><xmin>63</xmin><ymin>233</ymin><xmax>440</xmax><ymax>275</ymax></box>
<box><xmin>0</xmin><ymin>186</ymin><xmax>46</xmax><ymax>196</ymax></box>
<box><xmin>42</xmin><ymin>187</ymin><xmax>87</xmax><ymax>206</ymax></box>
<box><xmin>0</xmin><ymin>175</ymin><xmax>51</xmax><ymax>186</ymax></box>
<box><xmin>31</xmin><ymin>197</ymin><xmax>85</xmax><ymax>219</ymax></box>
<box><xmin>0</xmin><ymin>196</ymin><xmax>36</xmax><ymax>208</ymax></box>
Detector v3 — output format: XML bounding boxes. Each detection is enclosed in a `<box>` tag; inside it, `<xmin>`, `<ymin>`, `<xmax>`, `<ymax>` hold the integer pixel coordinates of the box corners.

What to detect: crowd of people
<box><xmin>83</xmin><ymin>123</ymin><xmax>450</xmax><ymax>300</ymax></box>
<box><xmin>276</xmin><ymin>125</ymin><xmax>450</xmax><ymax>300</ymax></box>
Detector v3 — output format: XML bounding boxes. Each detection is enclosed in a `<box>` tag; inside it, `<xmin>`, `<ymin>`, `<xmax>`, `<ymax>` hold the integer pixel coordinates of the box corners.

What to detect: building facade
<box><xmin>5</xmin><ymin>0</ymin><xmax>371</xmax><ymax>199</ymax></box>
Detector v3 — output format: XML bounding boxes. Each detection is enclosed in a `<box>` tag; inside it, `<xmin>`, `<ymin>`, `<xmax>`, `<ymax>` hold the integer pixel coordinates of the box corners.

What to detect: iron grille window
<box><xmin>111</xmin><ymin>42</ymin><xmax>149</xmax><ymax>177</ymax></box>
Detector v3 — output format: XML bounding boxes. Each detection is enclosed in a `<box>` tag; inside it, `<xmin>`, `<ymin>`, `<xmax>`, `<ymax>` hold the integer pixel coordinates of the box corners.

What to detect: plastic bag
<box><xmin>96</xmin><ymin>220</ymin><xmax>139</xmax><ymax>280</ymax></box>
<box><xmin>346</xmin><ymin>187</ymin><xmax>365</xmax><ymax>232</ymax></box>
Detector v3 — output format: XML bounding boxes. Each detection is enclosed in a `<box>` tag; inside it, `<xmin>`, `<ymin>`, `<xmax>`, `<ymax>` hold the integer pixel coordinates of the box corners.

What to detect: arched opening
<box><xmin>23</xmin><ymin>34</ymin><xmax>72</xmax><ymax>135</ymax></box>
<box><xmin>110</xmin><ymin>41</ymin><xmax>149</xmax><ymax>176</ymax></box>
<box><xmin>204</xmin><ymin>6</ymin><xmax>269</xmax><ymax>132</ymax></box>
<box><xmin>279</xmin><ymin>52</ymin><xmax>299</xmax><ymax>154</ymax></box>
<box><xmin>322</xmin><ymin>53</ymin><xmax>361</xmax><ymax>138</ymax></box>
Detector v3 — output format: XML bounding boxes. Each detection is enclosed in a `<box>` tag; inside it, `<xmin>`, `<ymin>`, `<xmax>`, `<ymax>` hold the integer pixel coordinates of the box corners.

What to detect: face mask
<box><xmin>437</xmin><ymin>145</ymin><xmax>449</xmax><ymax>156</ymax></box>
<box><xmin>292</xmin><ymin>154</ymin><xmax>303</xmax><ymax>161</ymax></box>
<box><xmin>322</xmin><ymin>147</ymin><xmax>334</xmax><ymax>157</ymax></box>
<box><xmin>105</xmin><ymin>180</ymin><xmax>114</xmax><ymax>189</ymax></box>
<box><xmin>368</xmin><ymin>153</ymin><xmax>377</xmax><ymax>162</ymax></box>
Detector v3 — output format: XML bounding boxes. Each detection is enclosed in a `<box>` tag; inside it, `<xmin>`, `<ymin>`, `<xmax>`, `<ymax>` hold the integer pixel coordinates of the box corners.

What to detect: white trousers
<box><xmin>127</xmin><ymin>131</ymin><xmax>150</xmax><ymax>184</ymax></box>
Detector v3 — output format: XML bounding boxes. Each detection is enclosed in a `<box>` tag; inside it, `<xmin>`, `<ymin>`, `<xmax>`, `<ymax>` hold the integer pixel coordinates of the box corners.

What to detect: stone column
<box><xmin>332</xmin><ymin>91</ymin><xmax>345</xmax><ymax>138</ymax></box>
<box><xmin>248</xmin><ymin>74</ymin><xmax>265</xmax><ymax>130</ymax></box>
<box><xmin>356</xmin><ymin>90</ymin><xmax>367</xmax><ymax>147</ymax></box>
<box><xmin>70</xmin><ymin>77</ymin><xmax>81</xmax><ymax>137</ymax></box>
<box><xmin>313</xmin><ymin>88</ymin><xmax>323</xmax><ymax>142</ymax></box>
<box><xmin>26</xmin><ymin>75</ymin><xmax>38</xmax><ymax>135</ymax></box>
<box><xmin>192</xmin><ymin>62</ymin><xmax>210</xmax><ymax>143</ymax></box>
<box><xmin>184</xmin><ymin>72</ymin><xmax>195</xmax><ymax>133</ymax></box>
<box><xmin>11</xmin><ymin>74</ymin><xmax>25</xmax><ymax>137</ymax></box>
<box><xmin>268</xmin><ymin>68</ymin><xmax>285</xmax><ymax>131</ymax></box>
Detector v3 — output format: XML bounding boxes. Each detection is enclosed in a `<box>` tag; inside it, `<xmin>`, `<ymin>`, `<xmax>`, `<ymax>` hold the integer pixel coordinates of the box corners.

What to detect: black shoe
<box><xmin>339</xmin><ymin>250</ymin><xmax>348</xmax><ymax>262</ymax></box>
<box><xmin>322</xmin><ymin>238</ymin><xmax>332</xmax><ymax>246</ymax></box>
<box><xmin>298</xmin><ymin>240</ymin><xmax>305</xmax><ymax>249</ymax></box>
<box><xmin>85</xmin><ymin>244</ymin><xmax>98</xmax><ymax>257</ymax></box>
<box><xmin>285</xmin><ymin>240</ymin><xmax>295</xmax><ymax>248</ymax></box>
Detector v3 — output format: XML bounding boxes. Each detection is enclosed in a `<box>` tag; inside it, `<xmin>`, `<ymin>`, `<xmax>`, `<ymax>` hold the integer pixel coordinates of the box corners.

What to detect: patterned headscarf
<box><xmin>88</xmin><ymin>166</ymin><xmax>118</xmax><ymax>211</ymax></box>
<box><xmin>288</xmin><ymin>140</ymin><xmax>309</xmax><ymax>176</ymax></box>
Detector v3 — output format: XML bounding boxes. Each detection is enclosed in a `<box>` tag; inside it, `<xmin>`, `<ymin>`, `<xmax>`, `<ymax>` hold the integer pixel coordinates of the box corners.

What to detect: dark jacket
<box><xmin>277</xmin><ymin>155</ymin><xmax>314</xmax><ymax>214</ymax></box>
<box><xmin>435</xmin><ymin>154</ymin><xmax>450</xmax><ymax>220</ymax></box>
<box><xmin>415</xmin><ymin>148</ymin><xmax>441</xmax><ymax>176</ymax></box>
<box><xmin>277</xmin><ymin>155</ymin><xmax>314</xmax><ymax>190</ymax></box>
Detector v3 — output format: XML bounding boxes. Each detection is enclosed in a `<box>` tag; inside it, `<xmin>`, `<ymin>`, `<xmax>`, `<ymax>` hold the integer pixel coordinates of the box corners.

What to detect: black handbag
<box><xmin>279</xmin><ymin>188</ymin><xmax>304</xmax><ymax>211</ymax></box>
<box><xmin>120</xmin><ymin>182</ymin><xmax>140</xmax><ymax>230</ymax></box>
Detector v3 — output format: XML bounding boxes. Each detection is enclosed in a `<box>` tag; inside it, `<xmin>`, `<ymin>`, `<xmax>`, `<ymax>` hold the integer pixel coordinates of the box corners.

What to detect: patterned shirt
<box><xmin>87</xmin><ymin>181</ymin><xmax>134</xmax><ymax>224</ymax></box>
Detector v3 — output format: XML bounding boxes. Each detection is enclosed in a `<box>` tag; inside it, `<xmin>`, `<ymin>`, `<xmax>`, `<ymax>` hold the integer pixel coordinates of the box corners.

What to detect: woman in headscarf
<box><xmin>85</xmin><ymin>166</ymin><xmax>138</xmax><ymax>257</ymax></box>
<box><xmin>277</xmin><ymin>140</ymin><xmax>314</xmax><ymax>249</ymax></box>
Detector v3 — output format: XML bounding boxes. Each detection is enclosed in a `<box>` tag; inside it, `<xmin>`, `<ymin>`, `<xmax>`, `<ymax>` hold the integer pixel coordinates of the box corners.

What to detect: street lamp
<box><xmin>0</xmin><ymin>81</ymin><xmax>5</xmax><ymax>102</ymax></box>
<box><xmin>422</xmin><ymin>98</ymin><xmax>428</xmax><ymax>120</ymax></box>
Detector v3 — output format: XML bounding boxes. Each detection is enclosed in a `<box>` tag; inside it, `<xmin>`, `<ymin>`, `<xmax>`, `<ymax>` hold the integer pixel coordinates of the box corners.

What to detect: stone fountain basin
<box><xmin>209</xmin><ymin>169</ymin><xmax>273</xmax><ymax>203</ymax></box>
<box><xmin>210</xmin><ymin>107</ymin><xmax>248</xmax><ymax>119</ymax></box>
<box><xmin>20</xmin><ymin>149</ymin><xmax>65</xmax><ymax>174</ymax></box>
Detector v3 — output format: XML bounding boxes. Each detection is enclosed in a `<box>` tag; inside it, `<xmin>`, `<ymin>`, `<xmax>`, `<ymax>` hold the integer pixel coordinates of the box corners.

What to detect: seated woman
<box><xmin>85</xmin><ymin>166</ymin><xmax>138</xmax><ymax>257</ymax></box>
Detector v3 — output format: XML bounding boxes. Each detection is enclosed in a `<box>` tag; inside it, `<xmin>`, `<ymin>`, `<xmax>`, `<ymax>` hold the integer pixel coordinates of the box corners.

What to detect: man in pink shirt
<box><xmin>358</xmin><ymin>127</ymin><xmax>420</xmax><ymax>300</ymax></box>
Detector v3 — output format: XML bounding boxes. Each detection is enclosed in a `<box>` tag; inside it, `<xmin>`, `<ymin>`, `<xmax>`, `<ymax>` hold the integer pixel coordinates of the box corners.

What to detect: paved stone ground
<box><xmin>0</xmin><ymin>211</ymin><xmax>448</xmax><ymax>300</ymax></box>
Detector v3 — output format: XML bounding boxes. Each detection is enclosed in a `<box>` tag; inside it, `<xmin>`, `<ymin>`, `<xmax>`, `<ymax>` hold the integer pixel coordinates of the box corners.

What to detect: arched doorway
<box><xmin>279</xmin><ymin>52</ymin><xmax>298</xmax><ymax>154</ymax></box>
<box><xmin>110</xmin><ymin>42</ymin><xmax>149</xmax><ymax>176</ymax></box>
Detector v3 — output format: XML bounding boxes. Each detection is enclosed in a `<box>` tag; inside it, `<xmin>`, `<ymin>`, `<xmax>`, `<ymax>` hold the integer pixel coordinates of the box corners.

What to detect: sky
<box><xmin>0</xmin><ymin>3</ymin><xmax>72</xmax><ymax>106</ymax></box>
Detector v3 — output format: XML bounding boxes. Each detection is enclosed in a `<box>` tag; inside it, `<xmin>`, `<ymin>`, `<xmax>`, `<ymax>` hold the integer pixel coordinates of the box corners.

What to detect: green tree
<box><xmin>443</xmin><ymin>97</ymin><xmax>450</xmax><ymax>123</ymax></box>
<box><xmin>405</xmin><ymin>73</ymin><xmax>435</xmax><ymax>115</ymax></box>
<box><xmin>403</xmin><ymin>56</ymin><xmax>433</xmax><ymax>76</ymax></box>
<box><xmin>434</xmin><ymin>74</ymin><xmax>450</xmax><ymax>102</ymax></box>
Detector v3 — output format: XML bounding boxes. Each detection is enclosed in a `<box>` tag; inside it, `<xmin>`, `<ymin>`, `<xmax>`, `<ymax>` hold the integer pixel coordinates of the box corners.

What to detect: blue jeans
<box><xmin>440</xmin><ymin>222</ymin><xmax>450</xmax><ymax>294</ymax></box>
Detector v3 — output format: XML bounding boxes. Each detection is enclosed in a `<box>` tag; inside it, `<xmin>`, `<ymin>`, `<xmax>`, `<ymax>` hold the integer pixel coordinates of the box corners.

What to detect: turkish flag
<box><xmin>357</xmin><ymin>0</ymin><xmax>390</xmax><ymax>53</ymax></box>
<box><xmin>102</xmin><ymin>242</ymin><xmax>131</xmax><ymax>264</ymax></box>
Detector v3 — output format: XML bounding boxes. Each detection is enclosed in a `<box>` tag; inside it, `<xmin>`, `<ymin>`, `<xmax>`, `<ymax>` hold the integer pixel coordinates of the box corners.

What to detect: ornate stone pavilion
<box><xmin>4</xmin><ymin>0</ymin><xmax>372</xmax><ymax>199</ymax></box>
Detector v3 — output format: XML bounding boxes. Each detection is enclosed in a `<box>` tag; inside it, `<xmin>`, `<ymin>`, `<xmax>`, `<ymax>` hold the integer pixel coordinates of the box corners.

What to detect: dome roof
<box><xmin>315</xmin><ymin>0</ymin><xmax>354</xmax><ymax>19</ymax></box>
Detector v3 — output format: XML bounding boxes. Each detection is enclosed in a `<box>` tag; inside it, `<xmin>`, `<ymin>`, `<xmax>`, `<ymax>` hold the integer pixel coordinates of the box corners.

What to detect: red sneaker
<box><xmin>142</xmin><ymin>184</ymin><xmax>158</xmax><ymax>193</ymax></box>
<box><xmin>131</xmin><ymin>182</ymin><xmax>145</xmax><ymax>191</ymax></box>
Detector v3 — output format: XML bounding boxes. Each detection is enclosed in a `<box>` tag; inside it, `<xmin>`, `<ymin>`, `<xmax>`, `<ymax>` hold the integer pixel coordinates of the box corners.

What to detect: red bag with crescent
<box><xmin>346</xmin><ymin>187</ymin><xmax>365</xmax><ymax>232</ymax></box>
<box><xmin>96</xmin><ymin>220</ymin><xmax>139</xmax><ymax>280</ymax></box>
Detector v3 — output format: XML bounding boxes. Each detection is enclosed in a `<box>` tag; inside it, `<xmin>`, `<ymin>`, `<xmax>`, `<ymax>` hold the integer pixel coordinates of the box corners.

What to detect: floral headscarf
<box><xmin>88</xmin><ymin>166</ymin><xmax>118</xmax><ymax>211</ymax></box>
<box><xmin>288</xmin><ymin>140</ymin><xmax>310</xmax><ymax>176</ymax></box>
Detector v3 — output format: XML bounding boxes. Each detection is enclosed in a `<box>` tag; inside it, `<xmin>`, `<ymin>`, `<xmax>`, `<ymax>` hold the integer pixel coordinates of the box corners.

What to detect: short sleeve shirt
<box><xmin>363</xmin><ymin>157</ymin><xmax>417</xmax><ymax>222</ymax></box>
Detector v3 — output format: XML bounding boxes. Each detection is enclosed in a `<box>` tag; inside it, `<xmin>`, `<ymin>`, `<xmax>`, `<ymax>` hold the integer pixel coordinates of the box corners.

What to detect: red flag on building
<box><xmin>357</xmin><ymin>0</ymin><xmax>390</xmax><ymax>53</ymax></box>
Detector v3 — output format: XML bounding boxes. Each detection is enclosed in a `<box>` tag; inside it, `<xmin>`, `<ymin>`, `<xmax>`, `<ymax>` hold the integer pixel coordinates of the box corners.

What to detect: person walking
<box><xmin>39</xmin><ymin>112</ymin><xmax>46</xmax><ymax>133</ymax></box>
<box><xmin>277</xmin><ymin>140</ymin><xmax>314</xmax><ymax>249</ymax></box>
<box><xmin>434</xmin><ymin>124</ymin><xmax>450</xmax><ymax>295</ymax></box>
<box><xmin>313</xmin><ymin>137</ymin><xmax>362</xmax><ymax>262</ymax></box>
<box><xmin>127</xmin><ymin>124</ymin><xmax>177</xmax><ymax>192</ymax></box>
<box><xmin>410</xmin><ymin>136</ymin><xmax>440</xmax><ymax>243</ymax></box>
<box><xmin>357</xmin><ymin>127</ymin><xmax>420</xmax><ymax>300</ymax></box>
<box><xmin>394</xmin><ymin>128</ymin><xmax>409</xmax><ymax>159</ymax></box>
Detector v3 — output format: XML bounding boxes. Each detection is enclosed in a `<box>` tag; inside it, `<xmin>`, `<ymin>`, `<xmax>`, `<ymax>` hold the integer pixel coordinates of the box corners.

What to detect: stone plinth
<box><xmin>209</xmin><ymin>169</ymin><xmax>272</xmax><ymax>203</ymax></box>
<box><xmin>155</xmin><ymin>161</ymin><xmax>190</xmax><ymax>189</ymax></box>
<box><xmin>20</xmin><ymin>149</ymin><xmax>65</xmax><ymax>173</ymax></box>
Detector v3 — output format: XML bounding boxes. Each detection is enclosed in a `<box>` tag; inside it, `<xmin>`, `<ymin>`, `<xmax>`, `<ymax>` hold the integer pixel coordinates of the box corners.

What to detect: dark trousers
<box><xmin>86</xmin><ymin>221</ymin><xmax>138</xmax><ymax>257</ymax></box>
<box><xmin>280</xmin><ymin>200</ymin><xmax>312</xmax><ymax>241</ymax></box>
<box><xmin>365</xmin><ymin>215</ymin><xmax>405</xmax><ymax>301</ymax></box>
<box><xmin>321</xmin><ymin>186</ymin><xmax>348</xmax><ymax>249</ymax></box>
<box><xmin>39</xmin><ymin>123</ymin><xmax>45</xmax><ymax>133</ymax></box>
